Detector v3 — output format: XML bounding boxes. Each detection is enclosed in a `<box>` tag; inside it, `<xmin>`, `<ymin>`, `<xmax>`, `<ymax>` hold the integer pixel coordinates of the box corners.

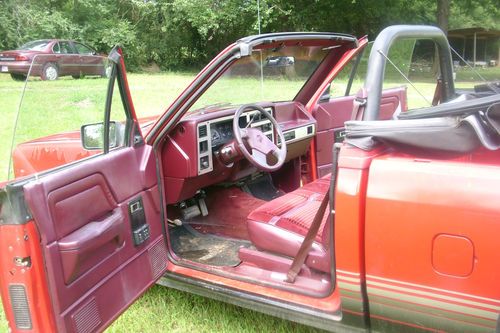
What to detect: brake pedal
<box><xmin>198</xmin><ymin>198</ymin><xmax>208</xmax><ymax>216</ymax></box>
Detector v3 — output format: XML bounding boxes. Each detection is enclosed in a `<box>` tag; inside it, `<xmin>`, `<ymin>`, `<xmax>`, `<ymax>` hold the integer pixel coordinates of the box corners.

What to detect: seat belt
<box><xmin>351</xmin><ymin>96</ymin><xmax>367</xmax><ymax>120</ymax></box>
<box><xmin>351</xmin><ymin>88</ymin><xmax>368</xmax><ymax>121</ymax></box>
<box><xmin>286</xmin><ymin>143</ymin><xmax>341</xmax><ymax>283</ymax></box>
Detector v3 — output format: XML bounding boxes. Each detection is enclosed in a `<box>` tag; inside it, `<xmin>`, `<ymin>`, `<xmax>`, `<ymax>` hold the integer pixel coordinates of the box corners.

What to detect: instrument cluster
<box><xmin>210</xmin><ymin>121</ymin><xmax>234</xmax><ymax>148</ymax></box>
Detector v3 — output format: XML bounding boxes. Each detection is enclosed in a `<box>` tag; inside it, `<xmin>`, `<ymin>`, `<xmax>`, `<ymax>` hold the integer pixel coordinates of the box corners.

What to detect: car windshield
<box><xmin>19</xmin><ymin>40</ymin><xmax>51</xmax><ymax>51</ymax></box>
<box><xmin>189</xmin><ymin>44</ymin><xmax>331</xmax><ymax>112</ymax></box>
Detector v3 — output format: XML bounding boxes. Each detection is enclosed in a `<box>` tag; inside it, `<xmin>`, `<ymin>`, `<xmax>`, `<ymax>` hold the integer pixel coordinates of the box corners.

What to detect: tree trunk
<box><xmin>437</xmin><ymin>0</ymin><xmax>450</xmax><ymax>34</ymax></box>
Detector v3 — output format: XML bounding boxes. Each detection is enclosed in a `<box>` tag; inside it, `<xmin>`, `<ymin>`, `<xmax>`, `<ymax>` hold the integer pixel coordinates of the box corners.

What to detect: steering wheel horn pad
<box><xmin>233</xmin><ymin>104</ymin><xmax>287</xmax><ymax>172</ymax></box>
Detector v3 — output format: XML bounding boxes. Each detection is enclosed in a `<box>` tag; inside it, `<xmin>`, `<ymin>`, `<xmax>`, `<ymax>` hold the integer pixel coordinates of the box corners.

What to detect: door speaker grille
<box><xmin>9</xmin><ymin>284</ymin><xmax>32</xmax><ymax>330</ymax></box>
<box><xmin>149</xmin><ymin>240</ymin><xmax>167</xmax><ymax>279</ymax></box>
<box><xmin>72</xmin><ymin>298</ymin><xmax>101</xmax><ymax>333</ymax></box>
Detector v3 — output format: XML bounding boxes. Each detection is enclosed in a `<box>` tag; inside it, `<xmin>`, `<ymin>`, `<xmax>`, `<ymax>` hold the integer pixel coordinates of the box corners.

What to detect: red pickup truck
<box><xmin>0</xmin><ymin>25</ymin><xmax>499</xmax><ymax>333</ymax></box>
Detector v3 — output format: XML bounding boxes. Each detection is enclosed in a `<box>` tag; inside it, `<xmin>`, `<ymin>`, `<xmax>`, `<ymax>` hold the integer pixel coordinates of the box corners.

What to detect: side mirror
<box><xmin>81</xmin><ymin>121</ymin><xmax>124</xmax><ymax>150</ymax></box>
<box><xmin>319</xmin><ymin>84</ymin><xmax>331</xmax><ymax>102</ymax></box>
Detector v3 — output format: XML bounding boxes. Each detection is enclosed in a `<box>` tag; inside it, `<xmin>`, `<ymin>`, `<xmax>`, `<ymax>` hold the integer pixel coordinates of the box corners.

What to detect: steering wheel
<box><xmin>233</xmin><ymin>104</ymin><xmax>287</xmax><ymax>172</ymax></box>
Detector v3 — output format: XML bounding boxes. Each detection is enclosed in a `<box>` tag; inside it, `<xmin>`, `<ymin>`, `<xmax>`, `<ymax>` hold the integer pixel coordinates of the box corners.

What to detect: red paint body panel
<box><xmin>432</xmin><ymin>234</ymin><xmax>474</xmax><ymax>277</ymax></box>
<box><xmin>0</xmin><ymin>222</ymin><xmax>57</xmax><ymax>332</ymax></box>
<box><xmin>365</xmin><ymin>151</ymin><xmax>500</xmax><ymax>296</ymax></box>
<box><xmin>364</xmin><ymin>150</ymin><xmax>500</xmax><ymax>331</ymax></box>
<box><xmin>12</xmin><ymin>117</ymin><xmax>158</xmax><ymax>179</ymax></box>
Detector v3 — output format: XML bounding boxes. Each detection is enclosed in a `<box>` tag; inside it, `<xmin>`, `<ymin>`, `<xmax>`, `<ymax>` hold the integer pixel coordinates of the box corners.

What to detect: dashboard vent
<box><xmin>198</xmin><ymin>125</ymin><xmax>207</xmax><ymax>138</ymax></box>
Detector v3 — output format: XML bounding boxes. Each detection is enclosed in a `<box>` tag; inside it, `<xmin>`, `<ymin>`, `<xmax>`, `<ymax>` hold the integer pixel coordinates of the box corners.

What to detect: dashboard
<box><xmin>210</xmin><ymin>111</ymin><xmax>274</xmax><ymax>148</ymax></box>
<box><xmin>161</xmin><ymin>101</ymin><xmax>317</xmax><ymax>204</ymax></box>
<box><xmin>196</xmin><ymin>108</ymin><xmax>275</xmax><ymax>175</ymax></box>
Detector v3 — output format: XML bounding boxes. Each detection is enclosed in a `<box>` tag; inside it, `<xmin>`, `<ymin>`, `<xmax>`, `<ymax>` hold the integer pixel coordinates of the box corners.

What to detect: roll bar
<box><xmin>363</xmin><ymin>25</ymin><xmax>456</xmax><ymax>121</ymax></box>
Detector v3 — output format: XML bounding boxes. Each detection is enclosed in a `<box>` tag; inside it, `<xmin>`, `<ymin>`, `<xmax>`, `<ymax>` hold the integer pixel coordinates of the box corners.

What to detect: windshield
<box><xmin>189</xmin><ymin>45</ymin><xmax>331</xmax><ymax>112</ymax></box>
<box><xmin>19</xmin><ymin>40</ymin><xmax>51</xmax><ymax>51</ymax></box>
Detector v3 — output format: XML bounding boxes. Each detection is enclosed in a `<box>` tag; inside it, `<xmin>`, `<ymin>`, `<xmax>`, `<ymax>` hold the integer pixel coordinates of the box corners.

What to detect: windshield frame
<box><xmin>147</xmin><ymin>32</ymin><xmax>358</xmax><ymax>144</ymax></box>
<box><xmin>188</xmin><ymin>44</ymin><xmax>336</xmax><ymax>112</ymax></box>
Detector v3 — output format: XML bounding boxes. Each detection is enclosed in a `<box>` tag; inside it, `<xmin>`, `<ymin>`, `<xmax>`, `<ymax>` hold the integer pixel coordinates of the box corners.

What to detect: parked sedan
<box><xmin>0</xmin><ymin>39</ymin><xmax>108</xmax><ymax>81</ymax></box>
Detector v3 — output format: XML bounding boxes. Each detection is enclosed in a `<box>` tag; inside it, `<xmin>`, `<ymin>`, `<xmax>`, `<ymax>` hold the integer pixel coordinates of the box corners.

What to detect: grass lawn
<box><xmin>0</xmin><ymin>67</ymin><xmax>498</xmax><ymax>332</ymax></box>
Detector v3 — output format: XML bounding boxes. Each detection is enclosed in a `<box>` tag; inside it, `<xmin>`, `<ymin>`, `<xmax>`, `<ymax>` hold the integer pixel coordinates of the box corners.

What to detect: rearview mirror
<box><xmin>81</xmin><ymin>121</ymin><xmax>123</xmax><ymax>150</ymax></box>
<box><xmin>265</xmin><ymin>56</ymin><xmax>295</xmax><ymax>68</ymax></box>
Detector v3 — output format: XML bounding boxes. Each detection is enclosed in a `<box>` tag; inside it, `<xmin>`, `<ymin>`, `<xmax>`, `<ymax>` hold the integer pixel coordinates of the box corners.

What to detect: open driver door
<box><xmin>0</xmin><ymin>48</ymin><xmax>167</xmax><ymax>333</ymax></box>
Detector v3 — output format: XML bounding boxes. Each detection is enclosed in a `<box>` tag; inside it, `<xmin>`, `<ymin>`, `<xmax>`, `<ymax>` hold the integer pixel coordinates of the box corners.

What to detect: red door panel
<box><xmin>364</xmin><ymin>152</ymin><xmax>500</xmax><ymax>332</ymax></box>
<box><xmin>312</xmin><ymin>86</ymin><xmax>407</xmax><ymax>177</ymax></box>
<box><xmin>21</xmin><ymin>145</ymin><xmax>166</xmax><ymax>332</ymax></box>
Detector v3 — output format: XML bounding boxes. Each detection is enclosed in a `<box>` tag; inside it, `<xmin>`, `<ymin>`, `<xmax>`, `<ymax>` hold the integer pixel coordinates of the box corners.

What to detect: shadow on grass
<box><xmin>108</xmin><ymin>285</ymin><xmax>321</xmax><ymax>333</ymax></box>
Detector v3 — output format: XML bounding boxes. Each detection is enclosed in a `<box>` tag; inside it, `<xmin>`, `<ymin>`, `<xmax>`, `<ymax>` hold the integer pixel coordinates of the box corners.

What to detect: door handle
<box><xmin>58</xmin><ymin>209</ymin><xmax>125</xmax><ymax>283</ymax></box>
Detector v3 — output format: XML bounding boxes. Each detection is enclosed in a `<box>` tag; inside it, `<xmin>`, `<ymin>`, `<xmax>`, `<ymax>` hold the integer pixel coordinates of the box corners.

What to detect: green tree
<box><xmin>0</xmin><ymin>0</ymin><xmax>497</xmax><ymax>70</ymax></box>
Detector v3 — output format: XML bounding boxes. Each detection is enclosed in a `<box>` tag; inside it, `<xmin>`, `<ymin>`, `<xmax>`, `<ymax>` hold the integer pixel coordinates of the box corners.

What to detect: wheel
<box><xmin>10</xmin><ymin>73</ymin><xmax>26</xmax><ymax>81</ymax></box>
<box><xmin>41</xmin><ymin>63</ymin><xmax>59</xmax><ymax>81</ymax></box>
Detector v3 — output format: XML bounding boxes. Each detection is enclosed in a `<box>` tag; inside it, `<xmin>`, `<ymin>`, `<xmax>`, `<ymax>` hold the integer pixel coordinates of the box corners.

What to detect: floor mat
<box><xmin>170</xmin><ymin>225</ymin><xmax>251</xmax><ymax>266</ymax></box>
<box><xmin>175</xmin><ymin>186</ymin><xmax>265</xmax><ymax>240</ymax></box>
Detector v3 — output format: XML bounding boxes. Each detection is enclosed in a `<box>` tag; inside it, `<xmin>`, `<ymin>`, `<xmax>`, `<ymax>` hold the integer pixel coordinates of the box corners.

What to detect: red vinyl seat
<box><xmin>246</xmin><ymin>174</ymin><xmax>332</xmax><ymax>273</ymax></box>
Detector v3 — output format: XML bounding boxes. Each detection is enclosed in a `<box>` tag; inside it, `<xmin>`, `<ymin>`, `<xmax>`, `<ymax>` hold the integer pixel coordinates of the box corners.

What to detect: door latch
<box><xmin>13</xmin><ymin>256</ymin><xmax>31</xmax><ymax>267</ymax></box>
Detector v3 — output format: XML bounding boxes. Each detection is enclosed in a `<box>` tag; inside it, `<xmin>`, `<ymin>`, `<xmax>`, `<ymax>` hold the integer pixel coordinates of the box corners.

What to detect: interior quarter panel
<box><xmin>22</xmin><ymin>145</ymin><xmax>167</xmax><ymax>332</ymax></box>
<box><xmin>313</xmin><ymin>87</ymin><xmax>407</xmax><ymax>178</ymax></box>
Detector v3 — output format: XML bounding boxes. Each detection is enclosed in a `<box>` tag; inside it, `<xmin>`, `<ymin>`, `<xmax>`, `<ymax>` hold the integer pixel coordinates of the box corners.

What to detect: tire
<box><xmin>41</xmin><ymin>63</ymin><xmax>59</xmax><ymax>81</ymax></box>
<box><xmin>10</xmin><ymin>73</ymin><xmax>26</xmax><ymax>81</ymax></box>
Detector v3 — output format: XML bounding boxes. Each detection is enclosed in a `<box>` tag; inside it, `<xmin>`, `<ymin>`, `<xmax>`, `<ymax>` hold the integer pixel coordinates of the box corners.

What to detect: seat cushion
<box><xmin>246</xmin><ymin>174</ymin><xmax>332</xmax><ymax>273</ymax></box>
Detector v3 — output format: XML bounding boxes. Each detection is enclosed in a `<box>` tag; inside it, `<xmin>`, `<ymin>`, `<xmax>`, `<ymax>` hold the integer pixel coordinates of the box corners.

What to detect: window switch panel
<box><xmin>132</xmin><ymin>224</ymin><xmax>150</xmax><ymax>246</ymax></box>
